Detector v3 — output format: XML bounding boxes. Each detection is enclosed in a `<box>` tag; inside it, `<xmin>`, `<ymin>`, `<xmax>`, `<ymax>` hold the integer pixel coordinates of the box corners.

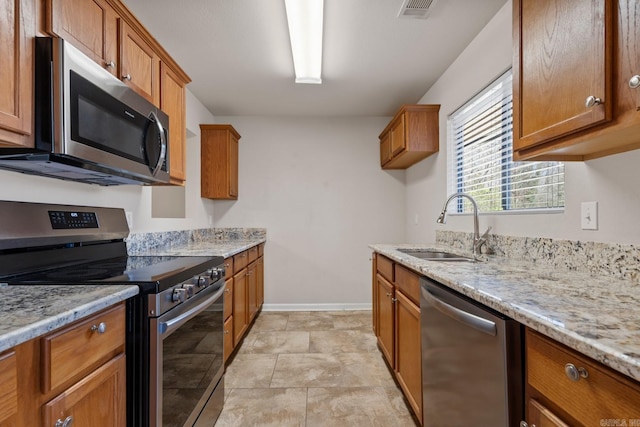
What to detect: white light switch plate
<box><xmin>581</xmin><ymin>201</ymin><xmax>598</xmax><ymax>230</ymax></box>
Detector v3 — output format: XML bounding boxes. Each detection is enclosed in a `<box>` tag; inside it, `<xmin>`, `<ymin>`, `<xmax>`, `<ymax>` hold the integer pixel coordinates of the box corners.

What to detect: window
<box><xmin>447</xmin><ymin>69</ymin><xmax>564</xmax><ymax>213</ymax></box>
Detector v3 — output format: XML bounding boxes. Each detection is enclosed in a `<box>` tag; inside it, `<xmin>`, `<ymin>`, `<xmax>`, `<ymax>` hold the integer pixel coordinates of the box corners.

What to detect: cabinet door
<box><xmin>0</xmin><ymin>351</ymin><xmax>17</xmax><ymax>424</ymax></box>
<box><xmin>160</xmin><ymin>62</ymin><xmax>186</xmax><ymax>185</ymax></box>
<box><xmin>223</xmin><ymin>316</ymin><xmax>233</xmax><ymax>363</ymax></box>
<box><xmin>371</xmin><ymin>254</ymin><xmax>378</xmax><ymax>335</ymax></box>
<box><xmin>513</xmin><ymin>0</ymin><xmax>612</xmax><ymax>150</ymax></box>
<box><xmin>229</xmin><ymin>132</ymin><xmax>239</xmax><ymax>198</ymax></box>
<box><xmin>120</xmin><ymin>21</ymin><xmax>159</xmax><ymax>105</ymax></box>
<box><xmin>617</xmin><ymin>0</ymin><xmax>640</xmax><ymax>114</ymax></box>
<box><xmin>375</xmin><ymin>274</ymin><xmax>395</xmax><ymax>367</ymax></box>
<box><xmin>390</xmin><ymin>114</ymin><xmax>406</xmax><ymax>156</ymax></box>
<box><xmin>232</xmin><ymin>268</ymin><xmax>248</xmax><ymax>345</ymax></box>
<box><xmin>257</xmin><ymin>256</ymin><xmax>264</xmax><ymax>310</ymax></box>
<box><xmin>395</xmin><ymin>291</ymin><xmax>422</xmax><ymax>422</ymax></box>
<box><xmin>379</xmin><ymin>132</ymin><xmax>391</xmax><ymax>166</ymax></box>
<box><xmin>527</xmin><ymin>399</ymin><xmax>569</xmax><ymax>427</ymax></box>
<box><xmin>42</xmin><ymin>354</ymin><xmax>126</xmax><ymax>427</ymax></box>
<box><xmin>46</xmin><ymin>0</ymin><xmax>118</xmax><ymax>76</ymax></box>
<box><xmin>247</xmin><ymin>261</ymin><xmax>257</xmax><ymax>322</ymax></box>
<box><xmin>223</xmin><ymin>278</ymin><xmax>233</xmax><ymax>320</ymax></box>
<box><xmin>0</xmin><ymin>0</ymin><xmax>33</xmax><ymax>147</ymax></box>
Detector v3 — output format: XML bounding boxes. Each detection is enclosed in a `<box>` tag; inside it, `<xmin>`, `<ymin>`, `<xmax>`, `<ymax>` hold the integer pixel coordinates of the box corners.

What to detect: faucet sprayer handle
<box><xmin>480</xmin><ymin>226</ymin><xmax>492</xmax><ymax>240</ymax></box>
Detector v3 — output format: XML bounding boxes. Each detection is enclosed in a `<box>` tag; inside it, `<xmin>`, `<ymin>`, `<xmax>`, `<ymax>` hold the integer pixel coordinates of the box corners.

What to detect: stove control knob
<box><xmin>182</xmin><ymin>284</ymin><xmax>195</xmax><ymax>297</ymax></box>
<box><xmin>209</xmin><ymin>267</ymin><xmax>224</xmax><ymax>280</ymax></box>
<box><xmin>193</xmin><ymin>275</ymin><xmax>208</xmax><ymax>287</ymax></box>
<box><xmin>172</xmin><ymin>288</ymin><xmax>187</xmax><ymax>303</ymax></box>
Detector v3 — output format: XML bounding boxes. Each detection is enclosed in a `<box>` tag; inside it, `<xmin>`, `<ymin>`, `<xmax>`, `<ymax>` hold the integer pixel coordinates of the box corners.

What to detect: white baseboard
<box><xmin>261</xmin><ymin>303</ymin><xmax>371</xmax><ymax>312</ymax></box>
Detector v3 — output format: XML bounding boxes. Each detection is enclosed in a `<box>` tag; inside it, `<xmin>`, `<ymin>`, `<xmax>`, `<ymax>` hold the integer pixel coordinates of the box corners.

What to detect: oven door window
<box><xmin>161</xmin><ymin>295</ymin><xmax>224</xmax><ymax>427</ymax></box>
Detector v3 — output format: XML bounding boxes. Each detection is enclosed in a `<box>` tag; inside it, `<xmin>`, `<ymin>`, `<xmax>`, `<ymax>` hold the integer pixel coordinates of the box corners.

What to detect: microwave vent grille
<box><xmin>397</xmin><ymin>0</ymin><xmax>437</xmax><ymax>19</ymax></box>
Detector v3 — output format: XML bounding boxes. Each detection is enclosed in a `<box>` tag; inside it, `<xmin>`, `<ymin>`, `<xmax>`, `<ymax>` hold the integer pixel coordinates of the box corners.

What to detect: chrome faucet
<box><xmin>436</xmin><ymin>192</ymin><xmax>491</xmax><ymax>257</ymax></box>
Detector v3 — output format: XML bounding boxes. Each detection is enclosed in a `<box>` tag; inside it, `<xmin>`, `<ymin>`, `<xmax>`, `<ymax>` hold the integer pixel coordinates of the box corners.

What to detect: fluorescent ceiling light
<box><xmin>284</xmin><ymin>0</ymin><xmax>324</xmax><ymax>84</ymax></box>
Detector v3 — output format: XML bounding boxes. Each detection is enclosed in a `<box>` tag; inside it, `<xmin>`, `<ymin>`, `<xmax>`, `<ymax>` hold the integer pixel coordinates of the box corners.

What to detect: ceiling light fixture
<box><xmin>284</xmin><ymin>0</ymin><xmax>324</xmax><ymax>84</ymax></box>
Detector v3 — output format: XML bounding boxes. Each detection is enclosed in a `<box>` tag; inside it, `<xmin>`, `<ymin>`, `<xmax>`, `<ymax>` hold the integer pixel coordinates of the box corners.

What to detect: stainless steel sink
<box><xmin>396</xmin><ymin>248</ymin><xmax>476</xmax><ymax>262</ymax></box>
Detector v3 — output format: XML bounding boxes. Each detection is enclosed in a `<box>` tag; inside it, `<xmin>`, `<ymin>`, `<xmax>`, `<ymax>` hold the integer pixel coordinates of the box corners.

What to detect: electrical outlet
<box><xmin>581</xmin><ymin>201</ymin><xmax>598</xmax><ymax>230</ymax></box>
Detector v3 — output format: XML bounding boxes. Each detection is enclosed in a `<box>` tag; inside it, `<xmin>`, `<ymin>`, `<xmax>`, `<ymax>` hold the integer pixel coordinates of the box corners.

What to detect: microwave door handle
<box><xmin>147</xmin><ymin>111</ymin><xmax>166</xmax><ymax>176</ymax></box>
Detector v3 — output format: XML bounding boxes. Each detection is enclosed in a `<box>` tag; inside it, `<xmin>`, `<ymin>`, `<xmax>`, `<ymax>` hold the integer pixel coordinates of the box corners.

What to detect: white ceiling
<box><xmin>123</xmin><ymin>0</ymin><xmax>508</xmax><ymax>117</ymax></box>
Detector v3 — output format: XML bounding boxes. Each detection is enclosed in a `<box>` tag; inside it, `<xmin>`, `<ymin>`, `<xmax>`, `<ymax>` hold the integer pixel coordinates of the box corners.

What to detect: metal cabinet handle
<box><xmin>122</xmin><ymin>74</ymin><xmax>132</xmax><ymax>81</ymax></box>
<box><xmin>105</xmin><ymin>60</ymin><xmax>115</xmax><ymax>68</ymax></box>
<box><xmin>55</xmin><ymin>416</ymin><xmax>73</xmax><ymax>427</ymax></box>
<box><xmin>391</xmin><ymin>297</ymin><xmax>398</xmax><ymax>303</ymax></box>
<box><xmin>585</xmin><ymin>95</ymin><xmax>602</xmax><ymax>108</ymax></box>
<box><xmin>564</xmin><ymin>363</ymin><xmax>589</xmax><ymax>381</ymax></box>
<box><xmin>629</xmin><ymin>75</ymin><xmax>640</xmax><ymax>89</ymax></box>
<box><xmin>90</xmin><ymin>322</ymin><xmax>106</xmax><ymax>334</ymax></box>
<box><xmin>385</xmin><ymin>292</ymin><xmax>391</xmax><ymax>297</ymax></box>
<box><xmin>520</xmin><ymin>422</ymin><xmax>528</xmax><ymax>427</ymax></box>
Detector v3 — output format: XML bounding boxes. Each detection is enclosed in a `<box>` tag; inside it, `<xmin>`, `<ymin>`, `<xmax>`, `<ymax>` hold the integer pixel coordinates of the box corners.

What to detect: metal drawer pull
<box><xmin>122</xmin><ymin>74</ymin><xmax>132</xmax><ymax>81</ymax></box>
<box><xmin>629</xmin><ymin>75</ymin><xmax>640</xmax><ymax>89</ymax></box>
<box><xmin>105</xmin><ymin>60</ymin><xmax>115</xmax><ymax>68</ymax></box>
<box><xmin>564</xmin><ymin>363</ymin><xmax>589</xmax><ymax>381</ymax></box>
<box><xmin>55</xmin><ymin>416</ymin><xmax>73</xmax><ymax>427</ymax></box>
<box><xmin>585</xmin><ymin>95</ymin><xmax>602</xmax><ymax>108</ymax></box>
<box><xmin>90</xmin><ymin>322</ymin><xmax>106</xmax><ymax>334</ymax></box>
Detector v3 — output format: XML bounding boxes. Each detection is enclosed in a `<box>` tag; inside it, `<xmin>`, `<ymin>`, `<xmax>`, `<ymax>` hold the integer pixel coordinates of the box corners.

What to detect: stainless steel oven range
<box><xmin>0</xmin><ymin>201</ymin><xmax>225</xmax><ymax>427</ymax></box>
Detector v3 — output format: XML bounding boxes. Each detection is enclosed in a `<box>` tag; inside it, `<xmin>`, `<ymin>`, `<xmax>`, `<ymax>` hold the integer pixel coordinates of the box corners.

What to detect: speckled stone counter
<box><xmin>370</xmin><ymin>243</ymin><xmax>640</xmax><ymax>383</ymax></box>
<box><xmin>136</xmin><ymin>238</ymin><xmax>266</xmax><ymax>258</ymax></box>
<box><xmin>0</xmin><ymin>285</ymin><xmax>138</xmax><ymax>353</ymax></box>
<box><xmin>126</xmin><ymin>227</ymin><xmax>266</xmax><ymax>258</ymax></box>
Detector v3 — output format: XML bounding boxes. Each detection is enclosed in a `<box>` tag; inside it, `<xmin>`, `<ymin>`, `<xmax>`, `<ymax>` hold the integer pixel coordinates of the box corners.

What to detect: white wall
<box><xmin>0</xmin><ymin>89</ymin><xmax>216</xmax><ymax>233</ymax></box>
<box><xmin>212</xmin><ymin>116</ymin><xmax>405</xmax><ymax>308</ymax></box>
<box><xmin>406</xmin><ymin>0</ymin><xmax>640</xmax><ymax>246</ymax></box>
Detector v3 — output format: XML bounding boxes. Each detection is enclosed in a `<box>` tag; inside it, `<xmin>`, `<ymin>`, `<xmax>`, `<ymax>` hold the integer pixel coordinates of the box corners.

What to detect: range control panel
<box><xmin>48</xmin><ymin>210</ymin><xmax>99</xmax><ymax>229</ymax></box>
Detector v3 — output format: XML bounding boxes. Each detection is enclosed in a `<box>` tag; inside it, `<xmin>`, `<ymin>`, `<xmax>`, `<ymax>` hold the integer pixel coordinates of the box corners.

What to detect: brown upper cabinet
<box><xmin>513</xmin><ymin>0</ymin><xmax>640</xmax><ymax>161</ymax></box>
<box><xmin>0</xmin><ymin>0</ymin><xmax>35</xmax><ymax>148</ymax></box>
<box><xmin>45</xmin><ymin>0</ymin><xmax>119</xmax><ymax>77</ymax></box>
<box><xmin>379</xmin><ymin>104</ymin><xmax>440</xmax><ymax>169</ymax></box>
<box><xmin>200</xmin><ymin>124</ymin><xmax>240</xmax><ymax>200</ymax></box>
<box><xmin>160</xmin><ymin>63</ymin><xmax>187</xmax><ymax>185</ymax></box>
<box><xmin>120</xmin><ymin>20</ymin><xmax>160</xmax><ymax>106</ymax></box>
<box><xmin>41</xmin><ymin>0</ymin><xmax>191</xmax><ymax>184</ymax></box>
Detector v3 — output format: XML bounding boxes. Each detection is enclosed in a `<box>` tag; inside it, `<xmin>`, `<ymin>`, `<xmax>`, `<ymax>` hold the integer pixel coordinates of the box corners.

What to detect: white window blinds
<box><xmin>447</xmin><ymin>70</ymin><xmax>564</xmax><ymax>213</ymax></box>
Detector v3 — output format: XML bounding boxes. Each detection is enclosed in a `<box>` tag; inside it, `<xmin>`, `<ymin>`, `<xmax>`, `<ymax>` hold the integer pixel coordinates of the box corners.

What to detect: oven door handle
<box><xmin>158</xmin><ymin>284</ymin><xmax>224</xmax><ymax>335</ymax></box>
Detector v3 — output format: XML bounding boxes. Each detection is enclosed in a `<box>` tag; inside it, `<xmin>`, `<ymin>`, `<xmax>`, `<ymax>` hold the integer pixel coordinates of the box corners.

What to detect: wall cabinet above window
<box><xmin>379</xmin><ymin>105</ymin><xmax>440</xmax><ymax>169</ymax></box>
<box><xmin>513</xmin><ymin>0</ymin><xmax>640</xmax><ymax>161</ymax></box>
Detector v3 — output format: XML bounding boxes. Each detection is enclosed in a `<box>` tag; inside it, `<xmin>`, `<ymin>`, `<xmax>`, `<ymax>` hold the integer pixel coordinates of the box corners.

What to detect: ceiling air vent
<box><xmin>397</xmin><ymin>0</ymin><xmax>438</xmax><ymax>19</ymax></box>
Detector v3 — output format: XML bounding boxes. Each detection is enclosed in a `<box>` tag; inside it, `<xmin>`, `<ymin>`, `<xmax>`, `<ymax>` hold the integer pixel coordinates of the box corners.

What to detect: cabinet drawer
<box><xmin>41</xmin><ymin>304</ymin><xmax>126</xmax><ymax>393</ymax></box>
<box><xmin>224</xmin><ymin>257</ymin><xmax>234</xmax><ymax>276</ymax></box>
<box><xmin>0</xmin><ymin>351</ymin><xmax>17</xmax><ymax>423</ymax></box>
<box><xmin>526</xmin><ymin>329</ymin><xmax>640</xmax><ymax>425</ymax></box>
<box><xmin>248</xmin><ymin>246</ymin><xmax>258</xmax><ymax>263</ymax></box>
<box><xmin>224</xmin><ymin>278</ymin><xmax>233</xmax><ymax>319</ymax></box>
<box><xmin>234</xmin><ymin>250</ymin><xmax>248</xmax><ymax>272</ymax></box>
<box><xmin>394</xmin><ymin>264</ymin><xmax>420</xmax><ymax>305</ymax></box>
<box><xmin>376</xmin><ymin>254</ymin><xmax>394</xmax><ymax>282</ymax></box>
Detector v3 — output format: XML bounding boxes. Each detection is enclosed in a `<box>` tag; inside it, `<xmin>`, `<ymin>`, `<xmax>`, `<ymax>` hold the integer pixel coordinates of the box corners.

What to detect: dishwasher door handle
<box><xmin>422</xmin><ymin>287</ymin><xmax>497</xmax><ymax>336</ymax></box>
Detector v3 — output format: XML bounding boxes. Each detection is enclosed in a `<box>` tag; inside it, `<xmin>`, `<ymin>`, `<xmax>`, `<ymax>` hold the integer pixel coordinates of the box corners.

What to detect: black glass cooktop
<box><xmin>3</xmin><ymin>255</ymin><xmax>223</xmax><ymax>294</ymax></box>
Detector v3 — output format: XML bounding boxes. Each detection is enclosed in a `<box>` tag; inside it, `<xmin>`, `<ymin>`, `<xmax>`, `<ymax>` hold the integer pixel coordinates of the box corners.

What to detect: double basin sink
<box><xmin>397</xmin><ymin>248</ymin><xmax>476</xmax><ymax>262</ymax></box>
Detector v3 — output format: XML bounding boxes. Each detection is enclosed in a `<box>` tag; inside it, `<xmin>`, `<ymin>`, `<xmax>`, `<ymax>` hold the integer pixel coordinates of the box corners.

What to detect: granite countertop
<box><xmin>0</xmin><ymin>284</ymin><xmax>138</xmax><ymax>353</ymax></box>
<box><xmin>136</xmin><ymin>238</ymin><xmax>266</xmax><ymax>258</ymax></box>
<box><xmin>370</xmin><ymin>243</ymin><xmax>640</xmax><ymax>383</ymax></box>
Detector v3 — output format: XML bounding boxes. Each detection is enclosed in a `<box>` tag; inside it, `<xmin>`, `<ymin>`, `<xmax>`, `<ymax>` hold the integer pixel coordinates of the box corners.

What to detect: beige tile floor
<box><xmin>213</xmin><ymin>311</ymin><xmax>420</xmax><ymax>427</ymax></box>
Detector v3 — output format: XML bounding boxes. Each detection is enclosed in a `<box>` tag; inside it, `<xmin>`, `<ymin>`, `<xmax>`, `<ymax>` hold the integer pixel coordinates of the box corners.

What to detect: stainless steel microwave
<box><xmin>0</xmin><ymin>37</ymin><xmax>170</xmax><ymax>186</ymax></box>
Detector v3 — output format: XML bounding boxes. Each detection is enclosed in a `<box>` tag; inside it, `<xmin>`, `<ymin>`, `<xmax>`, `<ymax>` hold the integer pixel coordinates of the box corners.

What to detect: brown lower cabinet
<box><xmin>223</xmin><ymin>243</ymin><xmax>265</xmax><ymax>363</ymax></box>
<box><xmin>0</xmin><ymin>302</ymin><xmax>126</xmax><ymax>426</ymax></box>
<box><xmin>523</xmin><ymin>328</ymin><xmax>640</xmax><ymax>427</ymax></box>
<box><xmin>372</xmin><ymin>253</ymin><xmax>422</xmax><ymax>424</ymax></box>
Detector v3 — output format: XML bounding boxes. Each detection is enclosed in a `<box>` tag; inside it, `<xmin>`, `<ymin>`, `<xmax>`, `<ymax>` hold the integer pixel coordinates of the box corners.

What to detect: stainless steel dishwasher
<box><xmin>420</xmin><ymin>278</ymin><xmax>523</xmax><ymax>427</ymax></box>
